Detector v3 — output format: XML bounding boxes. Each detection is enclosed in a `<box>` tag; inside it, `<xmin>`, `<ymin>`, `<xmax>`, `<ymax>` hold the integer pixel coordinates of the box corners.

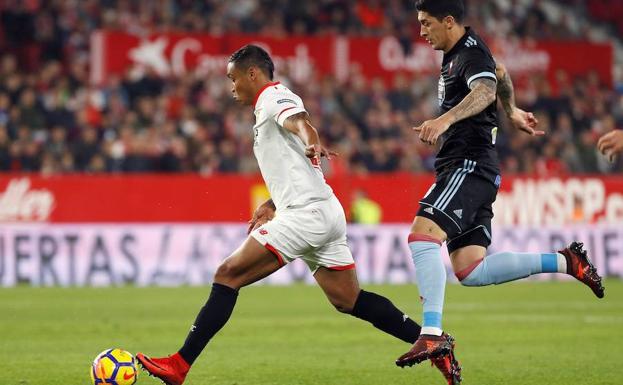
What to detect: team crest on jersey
<box><xmin>437</xmin><ymin>76</ymin><xmax>446</xmax><ymax>106</ymax></box>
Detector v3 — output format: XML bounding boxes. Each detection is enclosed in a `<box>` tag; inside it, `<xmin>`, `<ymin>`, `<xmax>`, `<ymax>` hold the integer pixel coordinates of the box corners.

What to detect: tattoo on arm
<box><xmin>497</xmin><ymin>70</ymin><xmax>515</xmax><ymax>117</ymax></box>
<box><xmin>445</xmin><ymin>78</ymin><xmax>497</xmax><ymax>125</ymax></box>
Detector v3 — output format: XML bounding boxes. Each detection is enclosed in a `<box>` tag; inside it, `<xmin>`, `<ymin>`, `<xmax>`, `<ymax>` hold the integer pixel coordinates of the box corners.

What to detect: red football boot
<box><xmin>558</xmin><ymin>242</ymin><xmax>605</xmax><ymax>298</ymax></box>
<box><xmin>136</xmin><ymin>352</ymin><xmax>190</xmax><ymax>385</ymax></box>
<box><xmin>430</xmin><ymin>334</ymin><xmax>462</xmax><ymax>384</ymax></box>
<box><xmin>395</xmin><ymin>333</ymin><xmax>453</xmax><ymax>367</ymax></box>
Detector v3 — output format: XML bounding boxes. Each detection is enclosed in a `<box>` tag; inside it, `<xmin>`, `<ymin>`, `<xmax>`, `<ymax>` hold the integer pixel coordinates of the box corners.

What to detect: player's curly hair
<box><xmin>415</xmin><ymin>0</ymin><xmax>465</xmax><ymax>23</ymax></box>
<box><xmin>229</xmin><ymin>44</ymin><xmax>275</xmax><ymax>80</ymax></box>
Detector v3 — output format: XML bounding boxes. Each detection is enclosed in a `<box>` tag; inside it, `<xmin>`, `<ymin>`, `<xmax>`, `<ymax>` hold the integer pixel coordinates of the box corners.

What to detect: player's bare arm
<box><xmin>414</xmin><ymin>78</ymin><xmax>496</xmax><ymax>145</ymax></box>
<box><xmin>282</xmin><ymin>111</ymin><xmax>338</xmax><ymax>160</ymax></box>
<box><xmin>495</xmin><ymin>61</ymin><xmax>544</xmax><ymax>136</ymax></box>
<box><xmin>495</xmin><ymin>62</ymin><xmax>515</xmax><ymax>117</ymax></box>
<box><xmin>447</xmin><ymin>77</ymin><xmax>497</xmax><ymax>123</ymax></box>
<box><xmin>247</xmin><ymin>198</ymin><xmax>276</xmax><ymax>234</ymax></box>
<box><xmin>597</xmin><ymin>129</ymin><xmax>623</xmax><ymax>162</ymax></box>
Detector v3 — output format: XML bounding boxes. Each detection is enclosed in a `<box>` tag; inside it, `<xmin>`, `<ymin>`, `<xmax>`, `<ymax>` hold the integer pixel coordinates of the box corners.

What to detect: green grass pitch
<box><xmin>1</xmin><ymin>280</ymin><xmax>621</xmax><ymax>385</ymax></box>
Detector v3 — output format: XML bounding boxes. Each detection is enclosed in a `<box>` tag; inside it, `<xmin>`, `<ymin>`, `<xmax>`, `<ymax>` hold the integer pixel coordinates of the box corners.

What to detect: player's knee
<box><xmin>214</xmin><ymin>260</ymin><xmax>241</xmax><ymax>283</ymax></box>
<box><xmin>455</xmin><ymin>260</ymin><xmax>484</xmax><ymax>286</ymax></box>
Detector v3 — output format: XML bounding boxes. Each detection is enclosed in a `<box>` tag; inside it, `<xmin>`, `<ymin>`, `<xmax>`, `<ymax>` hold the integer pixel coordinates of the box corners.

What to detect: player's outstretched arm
<box><xmin>495</xmin><ymin>61</ymin><xmax>544</xmax><ymax>136</ymax></box>
<box><xmin>247</xmin><ymin>198</ymin><xmax>276</xmax><ymax>234</ymax></box>
<box><xmin>597</xmin><ymin>129</ymin><xmax>623</xmax><ymax>162</ymax></box>
<box><xmin>414</xmin><ymin>78</ymin><xmax>496</xmax><ymax>145</ymax></box>
<box><xmin>282</xmin><ymin>112</ymin><xmax>338</xmax><ymax>160</ymax></box>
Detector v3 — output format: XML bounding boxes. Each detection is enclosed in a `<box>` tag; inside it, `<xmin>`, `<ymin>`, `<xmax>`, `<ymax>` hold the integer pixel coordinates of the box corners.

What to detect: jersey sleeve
<box><xmin>264</xmin><ymin>92</ymin><xmax>307</xmax><ymax>127</ymax></box>
<box><xmin>459</xmin><ymin>48</ymin><xmax>497</xmax><ymax>89</ymax></box>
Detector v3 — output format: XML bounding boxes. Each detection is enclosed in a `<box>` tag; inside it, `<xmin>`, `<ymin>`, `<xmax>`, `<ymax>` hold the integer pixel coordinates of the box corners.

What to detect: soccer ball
<box><xmin>90</xmin><ymin>348</ymin><xmax>138</xmax><ymax>385</ymax></box>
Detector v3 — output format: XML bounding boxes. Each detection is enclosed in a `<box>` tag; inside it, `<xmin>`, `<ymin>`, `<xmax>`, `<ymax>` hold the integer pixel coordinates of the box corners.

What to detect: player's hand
<box><xmin>247</xmin><ymin>203</ymin><xmax>276</xmax><ymax>234</ymax></box>
<box><xmin>305</xmin><ymin>144</ymin><xmax>339</xmax><ymax>161</ymax></box>
<box><xmin>597</xmin><ymin>129</ymin><xmax>623</xmax><ymax>163</ymax></box>
<box><xmin>508</xmin><ymin>107</ymin><xmax>544</xmax><ymax>136</ymax></box>
<box><xmin>413</xmin><ymin>117</ymin><xmax>451</xmax><ymax>145</ymax></box>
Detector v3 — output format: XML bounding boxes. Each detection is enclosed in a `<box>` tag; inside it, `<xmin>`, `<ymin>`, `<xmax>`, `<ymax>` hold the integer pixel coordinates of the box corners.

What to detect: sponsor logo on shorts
<box><xmin>424</xmin><ymin>207</ymin><xmax>434</xmax><ymax>215</ymax></box>
<box><xmin>453</xmin><ymin>209</ymin><xmax>463</xmax><ymax>219</ymax></box>
<box><xmin>259</xmin><ymin>229</ymin><xmax>268</xmax><ymax>235</ymax></box>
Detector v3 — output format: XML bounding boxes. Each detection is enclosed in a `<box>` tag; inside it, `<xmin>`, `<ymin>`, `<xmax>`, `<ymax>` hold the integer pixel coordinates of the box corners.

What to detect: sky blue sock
<box><xmin>459</xmin><ymin>251</ymin><xmax>567</xmax><ymax>286</ymax></box>
<box><xmin>409</xmin><ymin>236</ymin><xmax>445</xmax><ymax>336</ymax></box>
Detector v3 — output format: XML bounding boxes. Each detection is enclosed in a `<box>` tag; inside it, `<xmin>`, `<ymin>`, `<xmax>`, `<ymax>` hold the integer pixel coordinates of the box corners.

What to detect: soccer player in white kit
<box><xmin>136</xmin><ymin>45</ymin><xmax>434</xmax><ymax>385</ymax></box>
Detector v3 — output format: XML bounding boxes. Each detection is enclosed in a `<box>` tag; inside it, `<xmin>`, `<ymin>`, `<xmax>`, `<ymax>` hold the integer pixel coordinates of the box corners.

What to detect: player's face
<box><xmin>226</xmin><ymin>62</ymin><xmax>253</xmax><ymax>105</ymax></box>
<box><xmin>418</xmin><ymin>11</ymin><xmax>449</xmax><ymax>51</ymax></box>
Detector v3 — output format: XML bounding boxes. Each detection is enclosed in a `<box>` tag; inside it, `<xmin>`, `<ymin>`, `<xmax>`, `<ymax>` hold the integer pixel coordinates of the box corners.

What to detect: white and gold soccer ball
<box><xmin>90</xmin><ymin>348</ymin><xmax>138</xmax><ymax>385</ymax></box>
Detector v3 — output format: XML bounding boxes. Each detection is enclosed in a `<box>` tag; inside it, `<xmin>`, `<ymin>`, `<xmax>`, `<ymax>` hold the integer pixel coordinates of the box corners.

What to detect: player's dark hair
<box><xmin>229</xmin><ymin>44</ymin><xmax>274</xmax><ymax>80</ymax></box>
<box><xmin>415</xmin><ymin>0</ymin><xmax>465</xmax><ymax>24</ymax></box>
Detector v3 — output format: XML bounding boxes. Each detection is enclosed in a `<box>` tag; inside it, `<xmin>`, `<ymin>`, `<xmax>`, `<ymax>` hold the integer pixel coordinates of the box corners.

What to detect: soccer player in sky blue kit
<box><xmin>394</xmin><ymin>1</ymin><xmax>605</xmax><ymax>383</ymax></box>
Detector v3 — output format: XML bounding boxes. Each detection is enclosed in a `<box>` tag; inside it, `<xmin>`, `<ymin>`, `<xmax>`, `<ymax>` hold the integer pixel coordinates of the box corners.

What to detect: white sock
<box><xmin>421</xmin><ymin>326</ymin><xmax>443</xmax><ymax>336</ymax></box>
<box><xmin>556</xmin><ymin>252</ymin><xmax>567</xmax><ymax>273</ymax></box>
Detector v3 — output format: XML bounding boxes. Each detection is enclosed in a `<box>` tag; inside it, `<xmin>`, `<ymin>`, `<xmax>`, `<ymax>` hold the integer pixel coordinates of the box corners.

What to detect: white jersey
<box><xmin>252</xmin><ymin>82</ymin><xmax>333</xmax><ymax>210</ymax></box>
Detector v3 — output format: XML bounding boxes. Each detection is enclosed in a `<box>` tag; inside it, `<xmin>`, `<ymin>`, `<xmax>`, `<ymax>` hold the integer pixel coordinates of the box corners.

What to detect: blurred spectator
<box><xmin>350</xmin><ymin>189</ymin><xmax>382</xmax><ymax>224</ymax></box>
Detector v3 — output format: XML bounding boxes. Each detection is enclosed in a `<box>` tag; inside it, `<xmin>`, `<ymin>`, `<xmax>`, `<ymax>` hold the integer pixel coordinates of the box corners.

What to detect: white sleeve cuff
<box><xmin>276</xmin><ymin>106</ymin><xmax>307</xmax><ymax>126</ymax></box>
<box><xmin>466</xmin><ymin>71</ymin><xmax>497</xmax><ymax>87</ymax></box>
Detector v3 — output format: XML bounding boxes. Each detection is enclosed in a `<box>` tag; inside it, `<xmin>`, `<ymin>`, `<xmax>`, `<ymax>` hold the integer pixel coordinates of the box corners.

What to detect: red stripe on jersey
<box><xmin>327</xmin><ymin>263</ymin><xmax>356</xmax><ymax>271</ymax></box>
<box><xmin>277</xmin><ymin>106</ymin><xmax>297</xmax><ymax>121</ymax></box>
<box><xmin>253</xmin><ymin>81</ymin><xmax>281</xmax><ymax>109</ymax></box>
<box><xmin>265</xmin><ymin>243</ymin><xmax>286</xmax><ymax>267</ymax></box>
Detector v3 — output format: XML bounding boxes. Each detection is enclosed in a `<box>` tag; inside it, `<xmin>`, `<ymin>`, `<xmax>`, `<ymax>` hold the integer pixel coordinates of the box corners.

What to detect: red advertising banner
<box><xmin>347</xmin><ymin>36</ymin><xmax>613</xmax><ymax>86</ymax></box>
<box><xmin>1</xmin><ymin>174</ymin><xmax>622</xmax><ymax>225</ymax></box>
<box><xmin>90</xmin><ymin>31</ymin><xmax>613</xmax><ymax>86</ymax></box>
<box><xmin>90</xmin><ymin>31</ymin><xmax>334</xmax><ymax>84</ymax></box>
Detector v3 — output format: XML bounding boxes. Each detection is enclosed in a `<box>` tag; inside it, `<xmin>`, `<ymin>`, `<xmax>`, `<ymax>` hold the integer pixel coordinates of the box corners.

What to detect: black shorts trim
<box><xmin>446</xmin><ymin>225</ymin><xmax>491</xmax><ymax>254</ymax></box>
<box><xmin>418</xmin><ymin>202</ymin><xmax>462</xmax><ymax>232</ymax></box>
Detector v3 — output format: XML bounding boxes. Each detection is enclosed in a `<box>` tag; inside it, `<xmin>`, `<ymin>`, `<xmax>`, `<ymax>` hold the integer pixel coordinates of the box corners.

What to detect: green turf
<box><xmin>1</xmin><ymin>280</ymin><xmax>621</xmax><ymax>385</ymax></box>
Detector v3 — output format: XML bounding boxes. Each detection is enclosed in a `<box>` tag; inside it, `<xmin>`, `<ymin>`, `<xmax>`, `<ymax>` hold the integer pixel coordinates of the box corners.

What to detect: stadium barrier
<box><xmin>0</xmin><ymin>223</ymin><xmax>620</xmax><ymax>287</ymax></box>
<box><xmin>0</xmin><ymin>174</ymin><xmax>621</xmax><ymax>286</ymax></box>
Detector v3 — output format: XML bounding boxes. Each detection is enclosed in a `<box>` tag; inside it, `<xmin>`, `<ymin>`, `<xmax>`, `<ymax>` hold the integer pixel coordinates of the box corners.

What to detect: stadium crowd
<box><xmin>0</xmin><ymin>0</ymin><xmax>621</xmax><ymax>176</ymax></box>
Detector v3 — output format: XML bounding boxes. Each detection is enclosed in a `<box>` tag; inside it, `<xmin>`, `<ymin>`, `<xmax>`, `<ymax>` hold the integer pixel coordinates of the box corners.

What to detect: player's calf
<box><xmin>349</xmin><ymin>290</ymin><xmax>421</xmax><ymax>343</ymax></box>
<box><xmin>455</xmin><ymin>250</ymin><xmax>566</xmax><ymax>286</ymax></box>
<box><xmin>454</xmin><ymin>243</ymin><xmax>605</xmax><ymax>299</ymax></box>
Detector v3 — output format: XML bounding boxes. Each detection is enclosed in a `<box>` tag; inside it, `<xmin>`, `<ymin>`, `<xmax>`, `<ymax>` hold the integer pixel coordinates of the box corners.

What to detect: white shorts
<box><xmin>250</xmin><ymin>195</ymin><xmax>355</xmax><ymax>273</ymax></box>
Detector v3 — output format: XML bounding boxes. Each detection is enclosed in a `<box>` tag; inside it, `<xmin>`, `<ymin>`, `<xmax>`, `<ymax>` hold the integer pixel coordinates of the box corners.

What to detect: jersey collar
<box><xmin>445</xmin><ymin>26</ymin><xmax>473</xmax><ymax>58</ymax></box>
<box><xmin>253</xmin><ymin>81</ymin><xmax>280</xmax><ymax>109</ymax></box>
